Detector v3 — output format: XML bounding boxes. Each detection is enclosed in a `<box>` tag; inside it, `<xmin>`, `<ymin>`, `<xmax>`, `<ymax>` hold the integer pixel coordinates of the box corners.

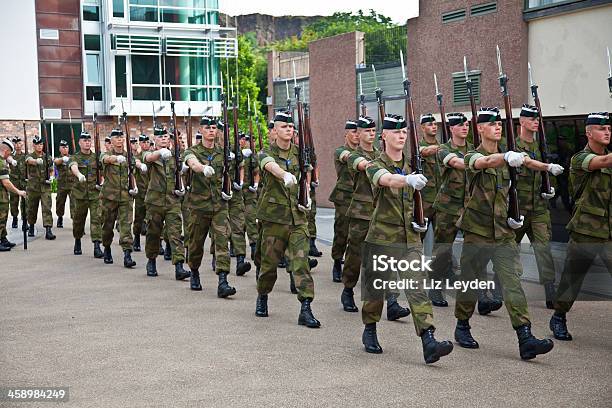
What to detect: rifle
<box><xmin>21</xmin><ymin>121</ymin><xmax>28</xmax><ymax>250</ymax></box>
<box><xmin>22</xmin><ymin>121</ymin><xmax>29</xmax><ymax>181</ymax></box>
<box><xmin>401</xmin><ymin>50</ymin><xmax>426</xmax><ymax>229</ymax></box>
<box><xmin>304</xmin><ymin>103</ymin><xmax>317</xmax><ymax>184</ymax></box>
<box><xmin>463</xmin><ymin>56</ymin><xmax>481</xmax><ymax>147</ymax></box>
<box><xmin>254</xmin><ymin>99</ymin><xmax>264</xmax><ymax>151</ymax></box>
<box><xmin>359</xmin><ymin>73</ymin><xmax>367</xmax><ymax>116</ymax></box>
<box><xmin>247</xmin><ymin>93</ymin><xmax>256</xmax><ymax>188</ymax></box>
<box><xmin>68</xmin><ymin>112</ymin><xmax>77</xmax><ymax>154</ymax></box>
<box><xmin>496</xmin><ymin>45</ymin><xmax>521</xmax><ymax>223</ymax></box>
<box><xmin>434</xmin><ymin>73</ymin><xmax>449</xmax><ymax>143</ymax></box>
<box><xmin>220</xmin><ymin>74</ymin><xmax>232</xmax><ymax>197</ymax></box>
<box><xmin>373</xmin><ymin>65</ymin><xmax>386</xmax><ymax>149</ymax></box>
<box><xmin>285</xmin><ymin>79</ymin><xmax>292</xmax><ymax>114</ymax></box>
<box><xmin>607</xmin><ymin>47</ymin><xmax>612</xmax><ymax>95</ymax></box>
<box><xmin>39</xmin><ymin>108</ymin><xmax>51</xmax><ymax>183</ymax></box>
<box><xmin>230</xmin><ymin>78</ymin><xmax>241</xmax><ymax>189</ymax></box>
<box><xmin>120</xmin><ymin>99</ymin><xmax>137</xmax><ymax>195</ymax></box>
<box><xmin>185</xmin><ymin>106</ymin><xmax>193</xmax><ymax>191</ymax></box>
<box><xmin>528</xmin><ymin>62</ymin><xmax>553</xmax><ymax>195</ymax></box>
<box><xmin>293</xmin><ymin>61</ymin><xmax>309</xmax><ymax>207</ymax></box>
<box><xmin>93</xmin><ymin>97</ymin><xmax>102</xmax><ymax>189</ymax></box>
<box><xmin>168</xmin><ymin>86</ymin><xmax>185</xmax><ymax>196</ymax></box>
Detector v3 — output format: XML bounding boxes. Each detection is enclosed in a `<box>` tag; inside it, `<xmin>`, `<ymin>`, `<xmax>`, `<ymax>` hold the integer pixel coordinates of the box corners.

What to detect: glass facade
<box><xmin>126</xmin><ymin>0</ymin><xmax>219</xmax><ymax>24</ymax></box>
<box><xmin>525</xmin><ymin>0</ymin><xmax>581</xmax><ymax>10</ymax></box>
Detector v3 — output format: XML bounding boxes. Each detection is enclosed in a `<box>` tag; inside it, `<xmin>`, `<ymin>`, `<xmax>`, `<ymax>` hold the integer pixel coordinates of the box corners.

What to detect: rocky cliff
<box><xmin>220</xmin><ymin>13</ymin><xmax>323</xmax><ymax>46</ymax></box>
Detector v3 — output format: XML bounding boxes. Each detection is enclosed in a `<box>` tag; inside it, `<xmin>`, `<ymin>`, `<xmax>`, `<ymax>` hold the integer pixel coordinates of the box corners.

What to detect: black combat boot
<box><xmin>289</xmin><ymin>272</ymin><xmax>297</xmax><ymax>294</ymax></box>
<box><xmin>550</xmin><ymin>313</ymin><xmax>573</xmax><ymax>341</ymax></box>
<box><xmin>250</xmin><ymin>242</ymin><xmax>256</xmax><ymax>260</ymax></box>
<box><xmin>309</xmin><ymin>238</ymin><xmax>322</xmax><ymax>257</ymax></box>
<box><xmin>123</xmin><ymin>250</ymin><xmax>136</xmax><ymax>268</ymax></box>
<box><xmin>28</xmin><ymin>224</ymin><xmax>35</xmax><ymax>237</ymax></box>
<box><xmin>478</xmin><ymin>291</ymin><xmax>503</xmax><ymax>315</ymax></box>
<box><xmin>454</xmin><ymin>319</ymin><xmax>479</xmax><ymax>349</ymax></box>
<box><xmin>57</xmin><ymin>216</ymin><xmax>63</xmax><ymax>228</ymax></box>
<box><xmin>190</xmin><ymin>269</ymin><xmax>202</xmax><ymax>291</ymax></box>
<box><xmin>386</xmin><ymin>296</ymin><xmax>410</xmax><ymax>321</ymax></box>
<box><xmin>308</xmin><ymin>258</ymin><xmax>318</xmax><ymax>269</ymax></box>
<box><xmin>255</xmin><ymin>294</ymin><xmax>268</xmax><ymax>317</ymax></box>
<box><xmin>1</xmin><ymin>238</ymin><xmax>16</xmax><ymax>248</ymax></box>
<box><xmin>217</xmin><ymin>272</ymin><xmax>236</xmax><ymax>298</ymax></box>
<box><xmin>103</xmin><ymin>247</ymin><xmax>113</xmax><ymax>264</ymax></box>
<box><xmin>146</xmin><ymin>258</ymin><xmax>158</xmax><ymax>277</ymax></box>
<box><xmin>362</xmin><ymin>323</ymin><xmax>383</xmax><ymax>354</ymax></box>
<box><xmin>421</xmin><ymin>328</ymin><xmax>454</xmax><ymax>364</ymax></box>
<box><xmin>133</xmin><ymin>234</ymin><xmax>141</xmax><ymax>252</ymax></box>
<box><xmin>73</xmin><ymin>239</ymin><xmax>82</xmax><ymax>255</ymax></box>
<box><xmin>332</xmin><ymin>259</ymin><xmax>342</xmax><ymax>283</ymax></box>
<box><xmin>236</xmin><ymin>255</ymin><xmax>251</xmax><ymax>276</ymax></box>
<box><xmin>0</xmin><ymin>242</ymin><xmax>10</xmax><ymax>252</ymax></box>
<box><xmin>163</xmin><ymin>240</ymin><xmax>172</xmax><ymax>261</ymax></box>
<box><xmin>429</xmin><ymin>289</ymin><xmax>448</xmax><ymax>307</ymax></box>
<box><xmin>278</xmin><ymin>256</ymin><xmax>288</xmax><ymax>268</ymax></box>
<box><xmin>298</xmin><ymin>298</ymin><xmax>321</xmax><ymax>328</ymax></box>
<box><xmin>45</xmin><ymin>226</ymin><xmax>56</xmax><ymax>240</ymax></box>
<box><xmin>93</xmin><ymin>241</ymin><xmax>103</xmax><ymax>259</ymax></box>
<box><xmin>516</xmin><ymin>325</ymin><xmax>554</xmax><ymax>360</ymax></box>
<box><xmin>12</xmin><ymin>216</ymin><xmax>18</xmax><ymax>229</ymax></box>
<box><xmin>544</xmin><ymin>282</ymin><xmax>556</xmax><ymax>310</ymax></box>
<box><xmin>175</xmin><ymin>262</ymin><xmax>190</xmax><ymax>280</ymax></box>
<box><xmin>341</xmin><ymin>287</ymin><xmax>358</xmax><ymax>312</ymax></box>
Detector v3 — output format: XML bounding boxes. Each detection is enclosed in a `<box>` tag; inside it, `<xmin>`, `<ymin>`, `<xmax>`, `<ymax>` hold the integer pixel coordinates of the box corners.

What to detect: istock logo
<box><xmin>372</xmin><ymin>255</ymin><xmax>433</xmax><ymax>272</ymax></box>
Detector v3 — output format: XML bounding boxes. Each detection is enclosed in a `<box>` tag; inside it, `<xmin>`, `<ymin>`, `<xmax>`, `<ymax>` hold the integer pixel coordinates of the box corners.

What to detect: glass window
<box><xmin>132</xmin><ymin>55</ymin><xmax>159</xmax><ymax>85</ymax></box>
<box><xmin>113</xmin><ymin>0</ymin><xmax>124</xmax><ymax>17</ymax></box>
<box><xmin>86</xmin><ymin>54</ymin><xmax>101</xmax><ymax>84</ymax></box>
<box><xmin>130</xmin><ymin>0</ymin><xmax>157</xmax><ymax>5</ymax></box>
<box><xmin>84</xmin><ymin>35</ymin><xmax>101</xmax><ymax>51</ymax></box>
<box><xmin>115</xmin><ymin>56</ymin><xmax>127</xmax><ymax>97</ymax></box>
<box><xmin>130</xmin><ymin>6</ymin><xmax>157</xmax><ymax>22</ymax></box>
<box><xmin>83</xmin><ymin>5</ymin><xmax>100</xmax><ymax>21</ymax></box>
<box><xmin>133</xmin><ymin>86</ymin><xmax>160</xmax><ymax>100</ymax></box>
<box><xmin>86</xmin><ymin>86</ymin><xmax>103</xmax><ymax>101</ymax></box>
<box><xmin>161</xmin><ymin>8</ymin><xmax>207</xmax><ymax>24</ymax></box>
<box><xmin>160</xmin><ymin>0</ymin><xmax>206</xmax><ymax>7</ymax></box>
<box><xmin>526</xmin><ymin>0</ymin><xmax>579</xmax><ymax>10</ymax></box>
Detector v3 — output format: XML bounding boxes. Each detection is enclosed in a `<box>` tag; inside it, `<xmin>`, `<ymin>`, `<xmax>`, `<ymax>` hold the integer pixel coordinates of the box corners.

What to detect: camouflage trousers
<box><xmin>554</xmin><ymin>232</ymin><xmax>612</xmax><ymax>314</ymax></box>
<box><xmin>100</xmin><ymin>198</ymin><xmax>133</xmax><ymax>251</ymax></box>
<box><xmin>421</xmin><ymin>199</ymin><xmax>436</xmax><ymax>242</ymax></box>
<box><xmin>72</xmin><ymin>198</ymin><xmax>101</xmax><ymax>242</ymax></box>
<box><xmin>361</xmin><ymin>243</ymin><xmax>435</xmax><ymax>336</ymax></box>
<box><xmin>514</xmin><ymin>210</ymin><xmax>555</xmax><ymax>284</ymax></box>
<box><xmin>56</xmin><ymin>188</ymin><xmax>75</xmax><ymax>218</ymax></box>
<box><xmin>228</xmin><ymin>193</ymin><xmax>247</xmax><ymax>256</ymax></box>
<box><xmin>243</xmin><ymin>190</ymin><xmax>258</xmax><ymax>246</ymax></box>
<box><xmin>307</xmin><ymin>188</ymin><xmax>317</xmax><ymax>238</ymax></box>
<box><xmin>27</xmin><ymin>189</ymin><xmax>53</xmax><ymax>227</ymax></box>
<box><xmin>331</xmin><ymin>202</ymin><xmax>350</xmax><ymax>261</ymax></box>
<box><xmin>257</xmin><ymin>221</ymin><xmax>314</xmax><ymax>301</ymax></box>
<box><xmin>145</xmin><ymin>203</ymin><xmax>185</xmax><ymax>265</ymax></box>
<box><xmin>342</xmin><ymin>217</ymin><xmax>370</xmax><ymax>289</ymax></box>
<box><xmin>0</xmin><ymin>202</ymin><xmax>7</xmax><ymax>239</ymax></box>
<box><xmin>430</xmin><ymin>211</ymin><xmax>460</xmax><ymax>281</ymax></box>
<box><xmin>132</xmin><ymin>194</ymin><xmax>147</xmax><ymax>236</ymax></box>
<box><xmin>187</xmin><ymin>209</ymin><xmax>230</xmax><ymax>274</ymax></box>
<box><xmin>455</xmin><ymin>232</ymin><xmax>530</xmax><ymax>329</ymax></box>
<box><xmin>9</xmin><ymin>192</ymin><xmax>21</xmax><ymax>218</ymax></box>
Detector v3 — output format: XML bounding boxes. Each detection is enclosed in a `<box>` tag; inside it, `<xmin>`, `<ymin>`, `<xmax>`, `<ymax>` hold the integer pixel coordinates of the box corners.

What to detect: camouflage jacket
<box><xmin>365</xmin><ymin>152</ymin><xmax>420</xmax><ymax>245</ymax></box>
<box><xmin>458</xmin><ymin>146</ymin><xmax>514</xmax><ymax>240</ymax></box>
<box><xmin>433</xmin><ymin>140</ymin><xmax>472</xmax><ymax>216</ymax></box>
<box><xmin>329</xmin><ymin>145</ymin><xmax>354</xmax><ymax>205</ymax></box>
<box><xmin>69</xmin><ymin>151</ymin><xmax>101</xmax><ymax>201</ymax></box>
<box><xmin>347</xmin><ymin>146</ymin><xmax>378</xmax><ymax>220</ymax></box>
<box><xmin>566</xmin><ymin>145</ymin><xmax>611</xmax><ymax>239</ymax></box>
<box><xmin>134</xmin><ymin>150</ymin><xmax>149</xmax><ymax>199</ymax></box>
<box><xmin>100</xmin><ymin>149</ymin><xmax>134</xmax><ymax>203</ymax></box>
<box><xmin>0</xmin><ymin>158</ymin><xmax>9</xmax><ymax>203</ymax></box>
<box><xmin>143</xmin><ymin>149</ymin><xmax>182</xmax><ymax>207</ymax></box>
<box><xmin>257</xmin><ymin>143</ymin><xmax>307</xmax><ymax>226</ymax></box>
<box><xmin>183</xmin><ymin>144</ymin><xmax>228</xmax><ymax>214</ymax></box>
<box><xmin>56</xmin><ymin>155</ymin><xmax>76</xmax><ymax>191</ymax></box>
<box><xmin>515</xmin><ymin>137</ymin><xmax>549</xmax><ymax>215</ymax></box>
<box><xmin>419</xmin><ymin>138</ymin><xmax>441</xmax><ymax>205</ymax></box>
<box><xmin>9</xmin><ymin>152</ymin><xmax>26</xmax><ymax>188</ymax></box>
<box><xmin>25</xmin><ymin>151</ymin><xmax>53</xmax><ymax>192</ymax></box>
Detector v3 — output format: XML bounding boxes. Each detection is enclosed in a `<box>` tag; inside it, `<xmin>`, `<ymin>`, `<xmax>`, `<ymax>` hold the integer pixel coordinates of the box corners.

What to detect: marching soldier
<box><xmin>1</xmin><ymin>139</ymin><xmax>27</xmax><ymax>251</ymax></box>
<box><xmin>329</xmin><ymin>120</ymin><xmax>359</xmax><ymax>282</ymax></box>
<box><xmin>550</xmin><ymin>112</ymin><xmax>612</xmax><ymax>341</ymax></box>
<box><xmin>25</xmin><ymin>135</ymin><xmax>55</xmax><ymax>240</ymax></box>
<box><xmin>255</xmin><ymin>111</ymin><xmax>320</xmax><ymax>328</ymax></box>
<box><xmin>99</xmin><ymin>129</ymin><xmax>137</xmax><ymax>268</ymax></box>
<box><xmin>241</xmin><ymin>134</ymin><xmax>259</xmax><ymax>260</ymax></box>
<box><xmin>361</xmin><ymin>114</ymin><xmax>453</xmax><ymax>364</ymax></box>
<box><xmin>69</xmin><ymin>131</ymin><xmax>103</xmax><ymax>258</ymax></box>
<box><xmin>142</xmin><ymin>127</ymin><xmax>190</xmax><ymax>280</ymax></box>
<box><xmin>454</xmin><ymin>107</ymin><xmax>557</xmax><ymax>360</ymax></box>
<box><xmin>132</xmin><ymin>134</ymin><xmax>149</xmax><ymax>251</ymax></box>
<box><xmin>53</xmin><ymin>140</ymin><xmax>76</xmax><ymax>228</ymax></box>
<box><xmin>8</xmin><ymin>136</ymin><xmax>26</xmax><ymax>229</ymax></box>
<box><xmin>183</xmin><ymin>117</ymin><xmax>236</xmax><ymax>297</ymax></box>
<box><xmin>418</xmin><ymin>113</ymin><xmax>441</xmax><ymax>233</ymax></box>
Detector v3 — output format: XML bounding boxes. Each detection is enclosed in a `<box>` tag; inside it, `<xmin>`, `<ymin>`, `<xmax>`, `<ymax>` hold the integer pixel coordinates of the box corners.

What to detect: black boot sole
<box><xmin>520</xmin><ymin>340</ymin><xmax>554</xmax><ymax>360</ymax></box>
<box><xmin>190</xmin><ymin>285</ymin><xmax>202</xmax><ymax>291</ymax></box>
<box><xmin>236</xmin><ymin>262</ymin><xmax>251</xmax><ymax>276</ymax></box>
<box><xmin>425</xmin><ymin>342</ymin><xmax>454</xmax><ymax>364</ymax></box>
<box><xmin>104</xmin><ymin>259</ymin><xmax>113</xmax><ymax>264</ymax></box>
<box><xmin>217</xmin><ymin>288</ymin><xmax>236</xmax><ymax>298</ymax></box>
<box><xmin>298</xmin><ymin>318</ymin><xmax>321</xmax><ymax>328</ymax></box>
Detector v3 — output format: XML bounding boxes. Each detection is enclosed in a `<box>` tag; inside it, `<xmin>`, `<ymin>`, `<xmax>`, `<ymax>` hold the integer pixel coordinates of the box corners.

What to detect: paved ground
<box><xmin>1</xmin><ymin>206</ymin><xmax>611</xmax><ymax>407</ymax></box>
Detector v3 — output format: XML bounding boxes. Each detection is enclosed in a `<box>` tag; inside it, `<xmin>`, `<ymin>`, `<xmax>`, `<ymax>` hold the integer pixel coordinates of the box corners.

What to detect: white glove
<box><xmin>283</xmin><ymin>172</ymin><xmax>297</xmax><ymax>187</ymax></box>
<box><xmin>298</xmin><ymin>196</ymin><xmax>312</xmax><ymax>212</ymax></box>
<box><xmin>77</xmin><ymin>172</ymin><xmax>86</xmax><ymax>183</ymax></box>
<box><xmin>129</xmin><ymin>186</ymin><xmax>139</xmax><ymax>196</ymax></box>
<box><xmin>339</xmin><ymin>149</ymin><xmax>351</xmax><ymax>162</ymax></box>
<box><xmin>115</xmin><ymin>155</ymin><xmax>126</xmax><ymax>164</ymax></box>
<box><xmin>202</xmin><ymin>165</ymin><xmax>215</xmax><ymax>177</ymax></box>
<box><xmin>139</xmin><ymin>163</ymin><xmax>148</xmax><ymax>173</ymax></box>
<box><xmin>547</xmin><ymin>163</ymin><xmax>564</xmax><ymax>176</ymax></box>
<box><xmin>36</xmin><ymin>158</ymin><xmax>44</xmax><ymax>166</ymax></box>
<box><xmin>229</xmin><ymin>151</ymin><xmax>236</xmax><ymax>161</ymax></box>
<box><xmin>541</xmin><ymin>186</ymin><xmax>555</xmax><ymax>200</ymax></box>
<box><xmin>248</xmin><ymin>183</ymin><xmax>258</xmax><ymax>193</ymax></box>
<box><xmin>158</xmin><ymin>148</ymin><xmax>172</xmax><ymax>160</ymax></box>
<box><xmin>310</xmin><ymin>181</ymin><xmax>319</xmax><ymax>188</ymax></box>
<box><xmin>181</xmin><ymin>163</ymin><xmax>189</xmax><ymax>174</ymax></box>
<box><xmin>8</xmin><ymin>157</ymin><xmax>17</xmax><ymax>166</ymax></box>
<box><xmin>221</xmin><ymin>191</ymin><xmax>233</xmax><ymax>201</ymax></box>
<box><xmin>62</xmin><ymin>156</ymin><xmax>69</xmax><ymax>164</ymax></box>
<box><xmin>45</xmin><ymin>176</ymin><xmax>55</xmax><ymax>185</ymax></box>
<box><xmin>232</xmin><ymin>181</ymin><xmax>243</xmax><ymax>191</ymax></box>
<box><xmin>412</xmin><ymin>218</ymin><xmax>429</xmax><ymax>233</ymax></box>
<box><xmin>405</xmin><ymin>173</ymin><xmax>428</xmax><ymax>190</ymax></box>
<box><xmin>507</xmin><ymin>215</ymin><xmax>524</xmax><ymax>230</ymax></box>
<box><xmin>242</xmin><ymin>148</ymin><xmax>252</xmax><ymax>158</ymax></box>
<box><xmin>504</xmin><ymin>151</ymin><xmax>525</xmax><ymax>168</ymax></box>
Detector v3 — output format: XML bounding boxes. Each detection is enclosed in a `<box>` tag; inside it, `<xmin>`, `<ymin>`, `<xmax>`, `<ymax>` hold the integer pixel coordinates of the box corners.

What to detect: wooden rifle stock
<box><xmin>295</xmin><ymin>86</ymin><xmax>309</xmax><ymax>207</ymax></box>
<box><xmin>304</xmin><ymin>103</ymin><xmax>317</xmax><ymax>184</ymax></box>
<box><xmin>121</xmin><ymin>110</ymin><xmax>137</xmax><ymax>194</ymax></box>
<box><xmin>404</xmin><ymin>78</ymin><xmax>426</xmax><ymax>228</ymax></box>
<box><xmin>499</xmin><ymin>75</ymin><xmax>521</xmax><ymax>222</ymax></box>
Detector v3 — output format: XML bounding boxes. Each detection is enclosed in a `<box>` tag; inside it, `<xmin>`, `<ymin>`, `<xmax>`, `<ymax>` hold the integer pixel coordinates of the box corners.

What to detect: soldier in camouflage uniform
<box><xmin>241</xmin><ymin>134</ymin><xmax>259</xmax><ymax>260</ymax></box>
<box><xmin>68</xmin><ymin>131</ymin><xmax>103</xmax><ymax>258</ymax></box>
<box><xmin>8</xmin><ymin>136</ymin><xmax>26</xmax><ymax>229</ymax></box>
<box><xmin>132</xmin><ymin>134</ymin><xmax>149</xmax><ymax>252</ymax></box>
<box><xmin>1</xmin><ymin>139</ymin><xmax>27</xmax><ymax>251</ymax></box>
<box><xmin>183</xmin><ymin>116</ymin><xmax>236</xmax><ymax>297</ymax></box>
<box><xmin>54</xmin><ymin>140</ymin><xmax>76</xmax><ymax>228</ymax></box>
<box><xmin>142</xmin><ymin>127</ymin><xmax>190</xmax><ymax>280</ymax></box>
<box><xmin>454</xmin><ymin>107</ymin><xmax>557</xmax><ymax>360</ymax></box>
<box><xmin>340</xmin><ymin>116</ymin><xmax>410</xmax><ymax>320</ymax></box>
<box><xmin>99</xmin><ymin>129</ymin><xmax>137</xmax><ymax>268</ymax></box>
<box><xmin>329</xmin><ymin>120</ymin><xmax>360</xmax><ymax>282</ymax></box>
<box><xmin>550</xmin><ymin>112</ymin><xmax>612</xmax><ymax>341</ymax></box>
<box><xmin>361</xmin><ymin>114</ymin><xmax>453</xmax><ymax>364</ymax></box>
<box><xmin>418</xmin><ymin>113</ymin><xmax>442</xmax><ymax>235</ymax></box>
<box><xmin>255</xmin><ymin>111</ymin><xmax>320</xmax><ymax>328</ymax></box>
<box><xmin>25</xmin><ymin>135</ymin><xmax>55</xmax><ymax>240</ymax></box>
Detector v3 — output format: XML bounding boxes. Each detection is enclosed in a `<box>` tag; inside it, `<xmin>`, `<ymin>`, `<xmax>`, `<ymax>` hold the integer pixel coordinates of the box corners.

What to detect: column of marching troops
<box><xmin>0</xmin><ymin>102</ymin><xmax>610</xmax><ymax>364</ymax></box>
